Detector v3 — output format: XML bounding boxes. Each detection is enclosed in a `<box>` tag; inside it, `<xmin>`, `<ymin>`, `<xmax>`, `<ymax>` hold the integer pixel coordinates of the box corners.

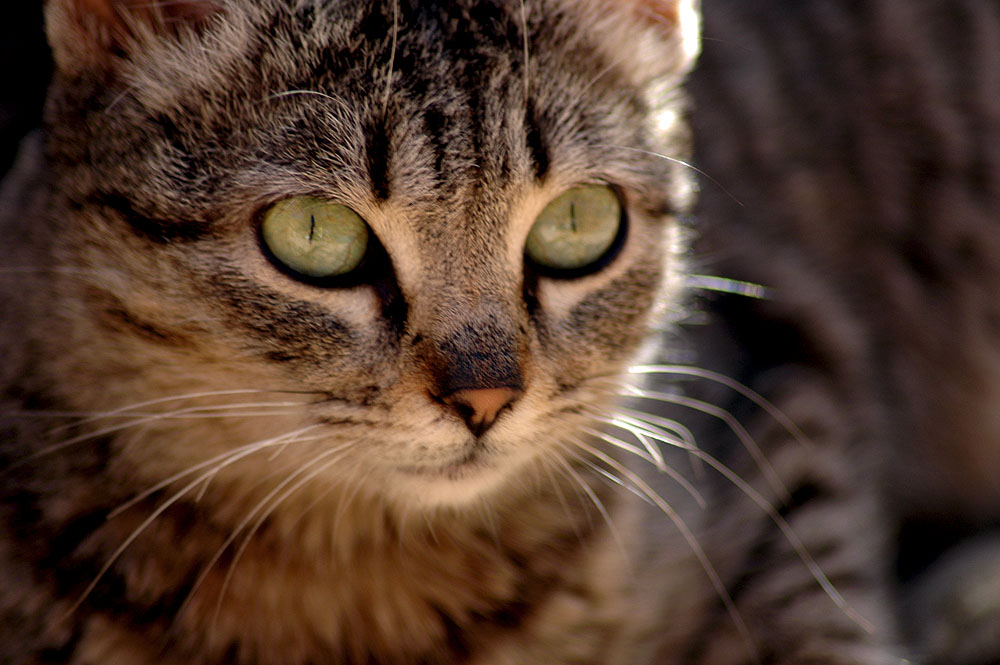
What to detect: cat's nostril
<box><xmin>441</xmin><ymin>387</ymin><xmax>521</xmax><ymax>437</ymax></box>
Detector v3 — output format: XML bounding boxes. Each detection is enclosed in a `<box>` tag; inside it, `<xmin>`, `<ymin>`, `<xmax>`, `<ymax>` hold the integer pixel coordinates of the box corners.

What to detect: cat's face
<box><xmin>38</xmin><ymin>0</ymin><xmax>697</xmax><ymax>509</ymax></box>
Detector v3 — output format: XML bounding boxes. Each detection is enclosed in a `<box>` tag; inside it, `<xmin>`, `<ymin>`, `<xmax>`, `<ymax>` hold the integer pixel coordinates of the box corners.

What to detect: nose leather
<box><xmin>441</xmin><ymin>387</ymin><xmax>521</xmax><ymax>436</ymax></box>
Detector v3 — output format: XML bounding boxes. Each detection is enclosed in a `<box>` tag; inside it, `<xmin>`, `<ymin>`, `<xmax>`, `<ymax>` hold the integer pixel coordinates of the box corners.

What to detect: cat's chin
<box><xmin>388</xmin><ymin>448</ymin><xmax>538</xmax><ymax>508</ymax></box>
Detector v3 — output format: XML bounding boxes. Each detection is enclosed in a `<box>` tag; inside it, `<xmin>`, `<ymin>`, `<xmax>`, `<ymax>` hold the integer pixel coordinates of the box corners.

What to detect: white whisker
<box><xmin>597</xmin><ymin>411</ymin><xmax>874</xmax><ymax>633</ymax></box>
<box><xmin>626</xmin><ymin>364</ymin><xmax>812</xmax><ymax>450</ymax></box>
<box><xmin>519</xmin><ymin>0</ymin><xmax>530</xmax><ymax>101</ymax></box>
<box><xmin>684</xmin><ymin>274</ymin><xmax>771</xmax><ymax>300</ymax></box>
<box><xmin>590</xmin><ymin>408</ymin><xmax>669</xmax><ymax>471</ymax></box>
<box><xmin>591</xmin><ymin>400</ymin><xmax>705</xmax><ymax>478</ymax></box>
<box><xmin>179</xmin><ymin>442</ymin><xmax>351</xmax><ymax>624</ymax></box>
<box><xmin>580</xmin><ymin>423</ymin><xmax>660</xmax><ymax>465</ymax></box>
<box><xmin>53</xmin><ymin>388</ymin><xmax>319</xmax><ymax>432</ymax></box>
<box><xmin>580</xmin><ymin>419</ymin><xmax>706</xmax><ymax>509</ymax></box>
<box><xmin>0</xmin><ymin>267</ymin><xmax>105</xmax><ymax>276</ymax></box>
<box><xmin>332</xmin><ymin>461</ymin><xmax>370</xmax><ymax>537</ymax></box>
<box><xmin>538</xmin><ymin>449</ymin><xmax>586</xmax><ymax>543</ymax></box>
<box><xmin>547</xmin><ymin>441</ymin><xmax>628</xmax><ymax>563</ymax></box>
<box><xmin>382</xmin><ymin>0</ymin><xmax>398</xmax><ymax>115</ymax></box>
<box><xmin>617</xmin><ymin>385</ymin><xmax>790</xmax><ymax>502</ymax></box>
<box><xmin>265</xmin><ymin>89</ymin><xmax>349</xmax><ymax>112</ymax></box>
<box><xmin>478</xmin><ymin>496</ymin><xmax>502</xmax><ymax>551</ymax></box>
<box><xmin>2</xmin><ymin>396</ymin><xmax>317</xmax><ymax>475</ymax></box>
<box><xmin>208</xmin><ymin>446</ymin><xmax>354</xmax><ymax>634</ymax></box>
<box><xmin>105</xmin><ymin>85</ymin><xmax>139</xmax><ymax>112</ymax></box>
<box><xmin>63</xmin><ymin>425</ymin><xmax>317</xmax><ymax>621</ymax></box>
<box><xmin>571</xmin><ymin>450</ymin><xmax>655</xmax><ymax>508</ymax></box>
<box><xmin>565</xmin><ymin>437</ymin><xmax>758</xmax><ymax>661</ymax></box>
<box><xmin>596</xmin><ymin>143</ymin><xmax>744</xmax><ymax>207</ymax></box>
<box><xmin>108</xmin><ymin>426</ymin><xmax>321</xmax><ymax>520</ymax></box>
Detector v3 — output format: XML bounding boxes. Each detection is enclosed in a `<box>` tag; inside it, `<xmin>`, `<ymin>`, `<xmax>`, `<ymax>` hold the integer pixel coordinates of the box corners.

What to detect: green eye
<box><xmin>261</xmin><ymin>197</ymin><xmax>369</xmax><ymax>278</ymax></box>
<box><xmin>525</xmin><ymin>185</ymin><xmax>623</xmax><ymax>272</ymax></box>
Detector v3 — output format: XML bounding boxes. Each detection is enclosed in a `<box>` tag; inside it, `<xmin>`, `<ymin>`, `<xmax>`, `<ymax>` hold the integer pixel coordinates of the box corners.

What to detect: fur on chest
<box><xmin>38</xmin><ymin>479</ymin><xmax>631</xmax><ymax>665</ymax></box>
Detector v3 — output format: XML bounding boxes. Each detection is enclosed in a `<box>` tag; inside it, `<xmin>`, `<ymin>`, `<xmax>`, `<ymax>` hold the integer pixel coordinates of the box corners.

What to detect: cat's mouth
<box><xmin>399</xmin><ymin>446</ymin><xmax>490</xmax><ymax>480</ymax></box>
<box><xmin>386</xmin><ymin>446</ymin><xmax>521</xmax><ymax>506</ymax></box>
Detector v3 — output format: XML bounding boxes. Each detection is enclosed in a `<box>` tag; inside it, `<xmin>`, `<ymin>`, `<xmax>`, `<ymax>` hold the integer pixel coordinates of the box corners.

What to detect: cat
<box><xmin>2</xmin><ymin>0</ymin><xmax>991</xmax><ymax>663</ymax></box>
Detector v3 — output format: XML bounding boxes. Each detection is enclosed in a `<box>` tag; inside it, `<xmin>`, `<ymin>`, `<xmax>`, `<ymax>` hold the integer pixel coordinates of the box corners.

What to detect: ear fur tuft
<box><xmin>580</xmin><ymin>0</ymin><xmax>700</xmax><ymax>86</ymax></box>
<box><xmin>45</xmin><ymin>0</ymin><xmax>222</xmax><ymax>75</ymax></box>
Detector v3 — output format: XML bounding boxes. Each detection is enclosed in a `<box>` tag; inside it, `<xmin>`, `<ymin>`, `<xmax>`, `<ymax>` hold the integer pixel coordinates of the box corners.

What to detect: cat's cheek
<box><xmin>529</xmin><ymin>211</ymin><xmax>666</xmax><ymax>315</ymax></box>
<box><xmin>531</xmin><ymin>219</ymin><xmax>668</xmax><ymax>366</ymax></box>
<box><xmin>217</xmin><ymin>246</ymin><xmax>399</xmax><ymax>370</ymax></box>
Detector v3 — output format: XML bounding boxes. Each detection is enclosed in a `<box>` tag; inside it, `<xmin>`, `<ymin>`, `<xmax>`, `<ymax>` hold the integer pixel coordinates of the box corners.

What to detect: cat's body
<box><xmin>688</xmin><ymin>2</ymin><xmax>1000</xmax><ymax>662</ymax></box>
<box><xmin>1</xmin><ymin>0</ymin><xmax>998</xmax><ymax>664</ymax></box>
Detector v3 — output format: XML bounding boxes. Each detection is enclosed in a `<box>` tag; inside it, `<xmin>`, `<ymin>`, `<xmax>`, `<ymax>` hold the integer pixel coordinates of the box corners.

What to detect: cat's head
<box><xmin>37</xmin><ymin>0</ymin><xmax>697</xmax><ymax>510</ymax></box>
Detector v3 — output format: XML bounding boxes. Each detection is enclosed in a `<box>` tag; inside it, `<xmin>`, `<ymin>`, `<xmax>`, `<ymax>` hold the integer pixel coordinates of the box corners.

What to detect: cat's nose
<box><xmin>441</xmin><ymin>387</ymin><xmax>521</xmax><ymax>437</ymax></box>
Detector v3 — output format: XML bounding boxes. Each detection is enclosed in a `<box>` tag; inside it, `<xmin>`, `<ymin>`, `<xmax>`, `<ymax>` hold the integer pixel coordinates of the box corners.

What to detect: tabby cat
<box><xmin>1</xmin><ymin>0</ymin><xmax>995</xmax><ymax>664</ymax></box>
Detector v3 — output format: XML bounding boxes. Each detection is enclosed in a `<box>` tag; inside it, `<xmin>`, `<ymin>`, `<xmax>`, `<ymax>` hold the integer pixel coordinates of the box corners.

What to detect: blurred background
<box><xmin>0</xmin><ymin>4</ymin><xmax>50</xmax><ymax>178</ymax></box>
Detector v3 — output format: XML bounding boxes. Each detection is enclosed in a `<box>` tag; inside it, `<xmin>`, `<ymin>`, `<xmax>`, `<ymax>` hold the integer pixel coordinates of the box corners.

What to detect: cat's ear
<box><xmin>585</xmin><ymin>0</ymin><xmax>700</xmax><ymax>85</ymax></box>
<box><xmin>45</xmin><ymin>0</ymin><xmax>222</xmax><ymax>75</ymax></box>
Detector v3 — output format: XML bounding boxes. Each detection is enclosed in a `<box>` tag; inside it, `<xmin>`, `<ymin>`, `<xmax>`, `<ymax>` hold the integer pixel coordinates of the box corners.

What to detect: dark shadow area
<box><xmin>0</xmin><ymin>5</ymin><xmax>51</xmax><ymax>179</ymax></box>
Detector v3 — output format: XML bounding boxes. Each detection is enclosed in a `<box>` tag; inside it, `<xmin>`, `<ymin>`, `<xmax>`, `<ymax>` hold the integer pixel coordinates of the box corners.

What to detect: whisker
<box><xmin>538</xmin><ymin>449</ymin><xmax>587</xmax><ymax>543</ymax></box>
<box><xmin>589</xmin><ymin>400</ymin><xmax>705</xmax><ymax>478</ymax></box>
<box><xmin>615</xmin><ymin>385</ymin><xmax>790</xmax><ymax>502</ymax></box>
<box><xmin>179</xmin><ymin>443</ymin><xmax>351</xmax><ymax>624</ymax></box>
<box><xmin>382</xmin><ymin>0</ymin><xmax>398</xmax><ymax>115</ymax></box>
<box><xmin>565</xmin><ymin>437</ymin><xmax>758</xmax><ymax>662</ymax></box>
<box><xmin>332</xmin><ymin>461</ymin><xmax>371</xmax><ymax>537</ymax></box>
<box><xmin>567</xmin><ymin>448</ymin><xmax>655</xmax><ymax>508</ymax></box>
<box><xmin>599</xmin><ymin>405</ymin><xmax>700</xmax><ymax>451</ymax></box>
<box><xmin>519</xmin><ymin>0</ymin><xmax>530</xmax><ymax>100</ymax></box>
<box><xmin>546</xmin><ymin>441</ymin><xmax>628</xmax><ymax>563</ymax></box>
<box><xmin>684</xmin><ymin>274</ymin><xmax>771</xmax><ymax>300</ymax></box>
<box><xmin>579</xmin><ymin>419</ymin><xmax>706</xmax><ymax>509</ymax></box>
<box><xmin>52</xmin><ymin>388</ymin><xmax>320</xmax><ymax>431</ymax></box>
<box><xmin>107</xmin><ymin>426</ymin><xmax>322</xmax><ymax>519</ymax></box>
<box><xmin>596</xmin><ymin>143</ymin><xmax>744</xmax><ymax>207</ymax></box>
<box><xmin>477</xmin><ymin>496</ymin><xmax>503</xmax><ymax>551</ymax></box>
<box><xmin>586</xmin><ymin>407</ymin><xmax>669</xmax><ymax>471</ymax></box>
<box><xmin>208</xmin><ymin>447</ymin><xmax>352</xmax><ymax>634</ymax></box>
<box><xmin>626</xmin><ymin>364</ymin><xmax>812</xmax><ymax>450</ymax></box>
<box><xmin>598</xmin><ymin>412</ymin><xmax>874</xmax><ymax>633</ymax></box>
<box><xmin>578</xmin><ymin>56</ymin><xmax>630</xmax><ymax>96</ymax></box>
<box><xmin>192</xmin><ymin>474</ymin><xmax>212</xmax><ymax>504</ymax></box>
<box><xmin>3</xmin><ymin>394</ymin><xmax>319</xmax><ymax>475</ymax></box>
<box><xmin>264</xmin><ymin>89</ymin><xmax>349</xmax><ymax>112</ymax></box>
<box><xmin>579</xmin><ymin>422</ymin><xmax>661</xmax><ymax>465</ymax></box>
<box><xmin>584</xmin><ymin>408</ymin><xmax>705</xmax><ymax>507</ymax></box>
<box><xmin>62</xmin><ymin>426</ymin><xmax>318</xmax><ymax>620</ymax></box>
<box><xmin>9</xmin><ymin>410</ymin><xmax>295</xmax><ymax>478</ymax></box>
<box><xmin>546</xmin><ymin>448</ymin><xmax>596</xmax><ymax>533</ymax></box>
<box><xmin>105</xmin><ymin>84</ymin><xmax>139</xmax><ymax>112</ymax></box>
<box><xmin>0</xmin><ymin>264</ymin><xmax>117</xmax><ymax>275</ymax></box>
<box><xmin>4</xmin><ymin>406</ymin><xmax>300</xmax><ymax>422</ymax></box>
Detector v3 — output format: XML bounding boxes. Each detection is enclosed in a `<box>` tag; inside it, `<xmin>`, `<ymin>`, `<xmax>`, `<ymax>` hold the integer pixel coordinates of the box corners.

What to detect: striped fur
<box><xmin>690</xmin><ymin>1</ymin><xmax>1000</xmax><ymax>663</ymax></box>
<box><xmin>2</xmin><ymin>0</ymin><xmax>998</xmax><ymax>664</ymax></box>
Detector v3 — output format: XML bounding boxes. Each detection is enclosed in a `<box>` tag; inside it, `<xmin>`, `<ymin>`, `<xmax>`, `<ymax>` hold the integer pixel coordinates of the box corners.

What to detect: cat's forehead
<box><xmin>121</xmin><ymin>4</ymin><xmax>662</xmax><ymax>198</ymax></box>
<box><xmin>45</xmin><ymin>0</ymin><xmax>688</xmax><ymax>245</ymax></box>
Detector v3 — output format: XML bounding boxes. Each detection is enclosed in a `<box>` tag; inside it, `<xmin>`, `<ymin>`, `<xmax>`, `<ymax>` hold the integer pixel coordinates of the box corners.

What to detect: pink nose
<box><xmin>441</xmin><ymin>387</ymin><xmax>521</xmax><ymax>436</ymax></box>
